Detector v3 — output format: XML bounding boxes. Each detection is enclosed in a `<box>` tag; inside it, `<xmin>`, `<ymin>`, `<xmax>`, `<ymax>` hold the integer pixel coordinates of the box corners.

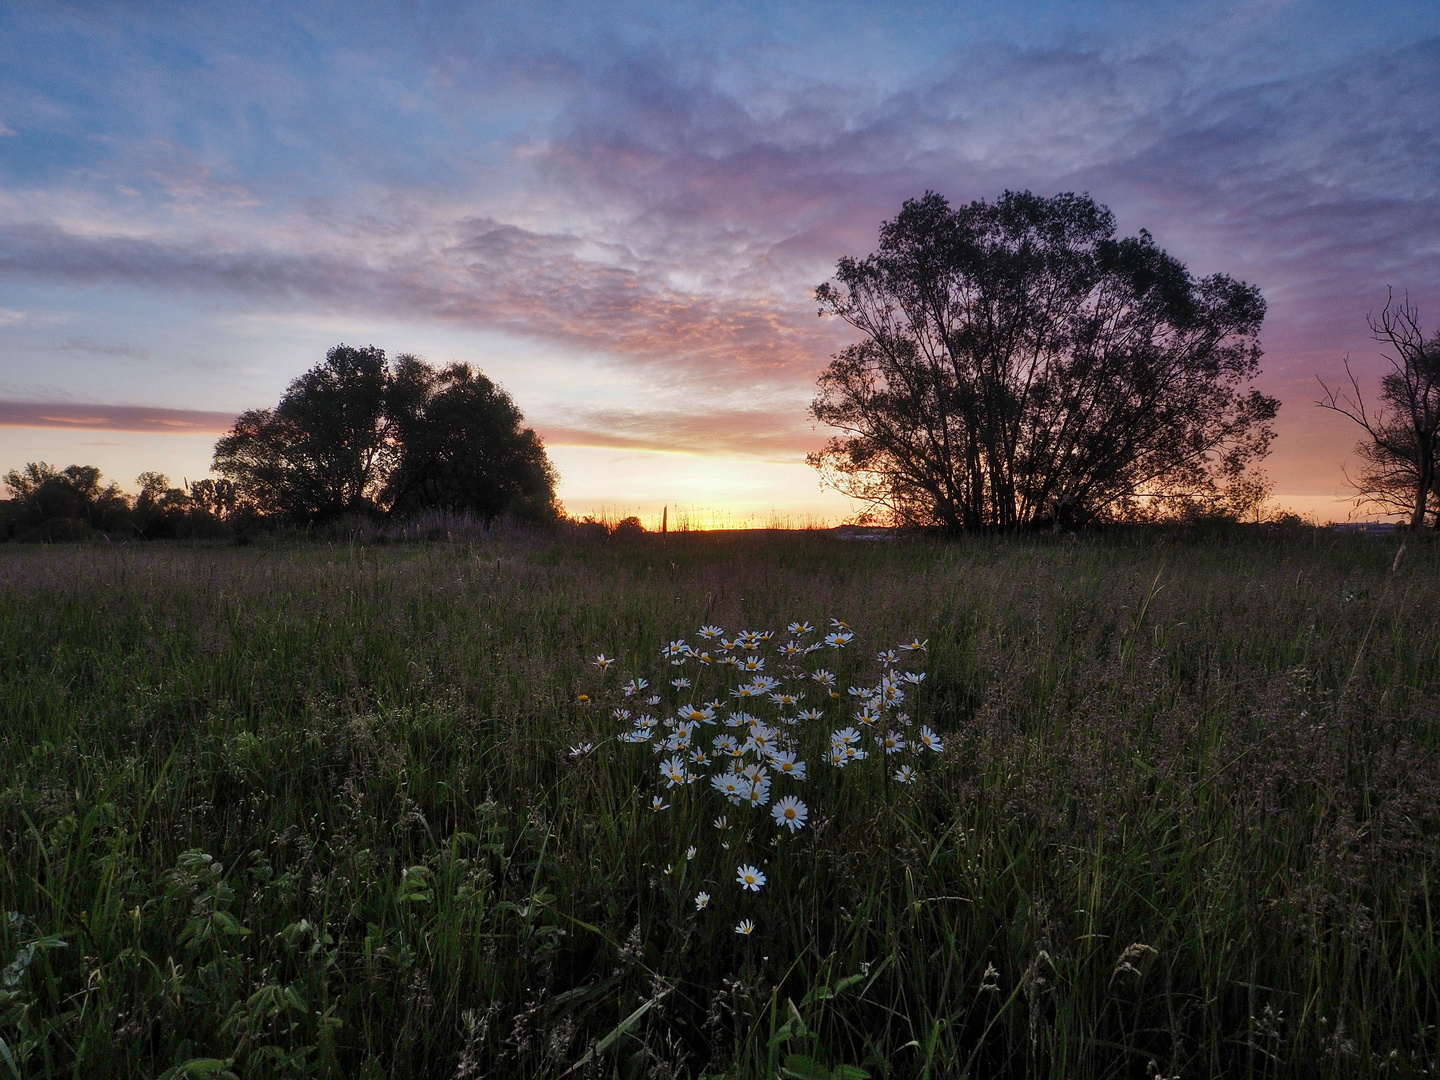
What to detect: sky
<box><xmin>1</xmin><ymin>1</ymin><xmax>1437</xmax><ymax>525</ymax></box>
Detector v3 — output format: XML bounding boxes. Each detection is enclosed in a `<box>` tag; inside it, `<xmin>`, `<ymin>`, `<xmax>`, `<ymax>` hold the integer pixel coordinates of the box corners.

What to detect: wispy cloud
<box><xmin>0</xmin><ymin>401</ymin><xmax>236</xmax><ymax>432</ymax></box>
<box><xmin>0</xmin><ymin>2</ymin><xmax>1436</xmax><ymax>498</ymax></box>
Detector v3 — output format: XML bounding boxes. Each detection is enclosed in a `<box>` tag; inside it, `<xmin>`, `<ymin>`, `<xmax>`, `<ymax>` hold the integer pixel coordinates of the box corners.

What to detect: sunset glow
<box><xmin>2</xmin><ymin>2</ymin><xmax>1437</xmax><ymax>522</ymax></box>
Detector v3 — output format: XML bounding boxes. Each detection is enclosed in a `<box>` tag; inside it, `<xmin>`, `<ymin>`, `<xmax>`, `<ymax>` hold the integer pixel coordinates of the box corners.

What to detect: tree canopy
<box><xmin>213</xmin><ymin>345</ymin><xmax>558</xmax><ymax>523</ymax></box>
<box><xmin>809</xmin><ymin>191</ymin><xmax>1279</xmax><ymax>529</ymax></box>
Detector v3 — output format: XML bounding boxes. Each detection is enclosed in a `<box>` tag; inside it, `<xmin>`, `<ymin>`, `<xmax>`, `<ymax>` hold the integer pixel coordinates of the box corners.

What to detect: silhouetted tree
<box><xmin>385</xmin><ymin>360</ymin><xmax>559</xmax><ymax>523</ymax></box>
<box><xmin>186</xmin><ymin>478</ymin><xmax>239</xmax><ymax>520</ymax></box>
<box><xmin>2</xmin><ymin>462</ymin><xmax>133</xmax><ymax>538</ymax></box>
<box><xmin>809</xmin><ymin>191</ymin><xmax>1279</xmax><ymax>529</ymax></box>
<box><xmin>213</xmin><ymin>345</ymin><xmax>393</xmax><ymax>521</ymax></box>
<box><xmin>1318</xmin><ymin>290</ymin><xmax>1440</xmax><ymax>529</ymax></box>
<box><xmin>213</xmin><ymin>345</ymin><xmax>557</xmax><ymax>524</ymax></box>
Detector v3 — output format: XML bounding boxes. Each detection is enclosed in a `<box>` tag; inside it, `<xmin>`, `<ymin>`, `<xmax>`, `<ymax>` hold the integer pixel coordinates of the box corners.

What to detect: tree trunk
<box><xmin>1414</xmin><ymin>444</ymin><xmax>1434</xmax><ymax>530</ymax></box>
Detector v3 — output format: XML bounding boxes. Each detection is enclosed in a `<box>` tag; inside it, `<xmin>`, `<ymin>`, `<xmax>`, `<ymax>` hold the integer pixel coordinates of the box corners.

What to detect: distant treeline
<box><xmin>1</xmin><ymin>344</ymin><xmax>573</xmax><ymax>542</ymax></box>
<box><xmin>0</xmin><ymin>462</ymin><xmax>657</xmax><ymax>544</ymax></box>
<box><xmin>0</xmin><ymin>464</ymin><xmax>233</xmax><ymax>543</ymax></box>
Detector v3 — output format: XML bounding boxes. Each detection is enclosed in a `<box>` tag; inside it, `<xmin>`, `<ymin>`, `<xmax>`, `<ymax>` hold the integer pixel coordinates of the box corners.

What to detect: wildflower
<box><xmin>900</xmin><ymin>671</ymin><xmax>926</xmax><ymax>686</ymax></box>
<box><xmin>744</xmin><ymin>728</ymin><xmax>776</xmax><ymax>757</ymax></box>
<box><xmin>841</xmin><ymin>744</ymin><xmax>868</xmax><ymax>764</ymax></box>
<box><xmin>704</xmin><ymin>698</ymin><xmax>724</xmax><ymax>711</ymax></box>
<box><xmin>689</xmin><ymin>749</ymin><xmax>711</xmax><ymax>767</ymax></box>
<box><xmin>735</xmin><ymin>919</ymin><xmax>755</xmax><ymax>935</ymax></box>
<box><xmin>718</xmin><ymin>654</ymin><xmax>741</xmax><ymax>668</ymax></box>
<box><xmin>671</xmin><ymin>677</ymin><xmax>692</xmax><ymax>690</ymax></box>
<box><xmin>680</xmin><ymin>704</ymin><xmax>715</xmax><ymax>724</ymax></box>
<box><xmin>787</xmin><ymin>621</ymin><xmax>814</xmax><ymax>635</ymax></box>
<box><xmin>619</xmin><ymin>729</ymin><xmax>653</xmax><ymax>743</ymax></box>
<box><xmin>771</xmin><ymin>795</ymin><xmax>808</xmax><ymax>832</ymax></box>
<box><xmin>779</xmin><ymin>641</ymin><xmax>805</xmax><ymax>657</ymax></box>
<box><xmin>686</xmin><ymin>845</ymin><xmax>697</xmax><ymax>860</ymax></box>
<box><xmin>698</xmin><ymin>625</ymin><xmax>724</xmax><ymax>640</ymax></box>
<box><xmin>662</xmin><ymin>640</ymin><xmax>692</xmax><ymax>659</ymax></box>
<box><xmin>644</xmin><ymin>694</ymin><xmax>662</xmax><ymax>706</ymax></box>
<box><xmin>899</xmin><ymin>638</ymin><xmax>928</xmax><ymax>652</ymax></box>
<box><xmin>568</xmin><ymin>742</ymin><xmax>595</xmax><ymax>758</ymax></box>
<box><xmin>796</xmin><ymin>707</ymin><xmax>824</xmax><ymax>722</ymax></box>
<box><xmin>664</xmin><ymin>732</ymin><xmax>691</xmax><ymax>753</ymax></box>
<box><xmin>651</xmin><ymin>796</ymin><xmax>669</xmax><ymax>811</ymax></box>
<box><xmin>768</xmin><ymin>692</ymin><xmax>801</xmax><ymax>707</ymax></box>
<box><xmin>663</xmin><ymin>863</ymin><xmax>674</xmax><ymax>875</ymax></box>
<box><xmin>713</xmin><ymin>815</ymin><xmax>728</xmax><ymax>831</ymax></box>
<box><xmin>811</xmin><ymin>669</ymin><xmax>837</xmax><ymax>688</ymax></box>
<box><xmin>831</xmin><ymin>726</ymin><xmax>861</xmax><ymax>746</ymax></box>
<box><xmin>742</xmin><ymin>656</ymin><xmax>766</xmax><ymax>672</ymax></box>
<box><xmin>830</xmin><ymin>618</ymin><xmax>851</xmax><ymax>630</ymax></box>
<box><xmin>736</xmin><ymin>864</ymin><xmax>767</xmax><ymax>892</ymax></box>
<box><xmin>695</xmin><ymin>651</ymin><xmax>712</xmax><ymax>666</ymax></box>
<box><xmin>770</xmin><ymin>751</ymin><xmax>807</xmax><ymax>781</ymax></box>
<box><xmin>695</xmin><ymin>891</ymin><xmax>711</xmax><ymax>910</ymax></box>
<box><xmin>876</xmin><ymin>648</ymin><xmax>899</xmax><ymax>665</ymax></box>
<box><xmin>660</xmin><ymin>756</ymin><xmax>688</xmax><ymax>787</ymax></box>
<box><xmin>636</xmin><ymin>714</ymin><xmax>659</xmax><ymax>729</ymax></box>
<box><xmin>749</xmin><ymin>676</ymin><xmax>781</xmax><ymax>694</ymax></box>
<box><xmin>576</xmin><ymin>693</ymin><xmax>590</xmax><ymax>703</ymax></box>
<box><xmin>731</xmin><ymin>684</ymin><xmax>756</xmax><ymax>699</ymax></box>
<box><xmin>719</xmin><ymin>637</ymin><xmax>737</xmax><ymax>652</ymax></box>
<box><xmin>711</xmin><ymin>772</ymin><xmax>752</xmax><ymax>804</ymax></box>
<box><xmin>879</xmin><ymin>730</ymin><xmax>906</xmax><ymax>754</ymax></box>
<box><xmin>746</xmin><ymin>777</ymin><xmax>773</xmax><ymax>807</ymax></box>
<box><xmin>879</xmin><ymin>678</ymin><xmax>905</xmax><ymax>706</ymax></box>
<box><xmin>824</xmin><ymin>631</ymin><xmax>854</xmax><ymax>648</ymax></box>
<box><xmin>621</xmin><ymin>677</ymin><xmax>649</xmax><ymax>697</ymax></box>
<box><xmin>893</xmin><ymin>765</ymin><xmax>917</xmax><ymax>784</ymax></box>
<box><xmin>918</xmin><ymin>726</ymin><xmax>943</xmax><ymax>753</ymax></box>
<box><xmin>713</xmin><ymin>734</ymin><xmax>741</xmax><ymax>756</ymax></box>
<box><xmin>593</xmin><ymin>654</ymin><xmax>616</xmax><ymax>671</ymax></box>
<box><xmin>741</xmin><ymin>762</ymin><xmax>769</xmax><ymax>782</ymax></box>
<box><xmin>855</xmin><ymin>705</ymin><xmax>882</xmax><ymax>727</ymax></box>
<box><xmin>613</xmin><ymin>707</ymin><xmax>633</xmax><ymax>721</ymax></box>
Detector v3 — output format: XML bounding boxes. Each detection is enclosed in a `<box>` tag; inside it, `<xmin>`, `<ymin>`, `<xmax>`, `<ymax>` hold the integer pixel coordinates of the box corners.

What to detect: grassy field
<box><xmin>0</xmin><ymin>530</ymin><xmax>1436</xmax><ymax>1079</ymax></box>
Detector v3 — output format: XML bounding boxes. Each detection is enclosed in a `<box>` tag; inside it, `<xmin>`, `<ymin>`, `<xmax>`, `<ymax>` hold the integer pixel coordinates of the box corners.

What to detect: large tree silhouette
<box><xmin>214</xmin><ymin>345</ymin><xmax>557</xmax><ymax>523</ymax></box>
<box><xmin>810</xmin><ymin>191</ymin><xmax>1279</xmax><ymax>529</ymax></box>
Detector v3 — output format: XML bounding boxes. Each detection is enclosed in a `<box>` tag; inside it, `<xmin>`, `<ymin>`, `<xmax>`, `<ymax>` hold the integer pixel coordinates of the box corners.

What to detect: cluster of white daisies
<box><xmin>577</xmin><ymin>620</ymin><xmax>939</xmax><ymax>936</ymax></box>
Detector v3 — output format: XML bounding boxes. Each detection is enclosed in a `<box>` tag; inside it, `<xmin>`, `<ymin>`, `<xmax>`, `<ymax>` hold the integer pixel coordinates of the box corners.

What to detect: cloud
<box><xmin>0</xmin><ymin>401</ymin><xmax>236</xmax><ymax>432</ymax></box>
<box><xmin>0</xmin><ymin>16</ymin><xmax>1436</xmax><ymax>476</ymax></box>
<box><xmin>53</xmin><ymin>337</ymin><xmax>150</xmax><ymax>359</ymax></box>
<box><xmin>537</xmin><ymin>405</ymin><xmax>821</xmax><ymax>460</ymax></box>
<box><xmin>0</xmin><ymin>217</ymin><xmax>853</xmax><ymax>392</ymax></box>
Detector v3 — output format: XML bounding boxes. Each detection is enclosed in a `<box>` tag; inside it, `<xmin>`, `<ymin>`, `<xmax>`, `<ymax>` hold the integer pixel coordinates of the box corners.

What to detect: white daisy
<box><xmin>771</xmin><ymin>796</ymin><xmax>808</xmax><ymax>832</ymax></box>
<box><xmin>736</xmin><ymin>864</ymin><xmax>767</xmax><ymax>892</ymax></box>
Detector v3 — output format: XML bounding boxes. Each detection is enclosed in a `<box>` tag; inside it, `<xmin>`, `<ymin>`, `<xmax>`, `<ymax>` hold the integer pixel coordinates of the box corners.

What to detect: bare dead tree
<box><xmin>1318</xmin><ymin>290</ymin><xmax>1440</xmax><ymax>530</ymax></box>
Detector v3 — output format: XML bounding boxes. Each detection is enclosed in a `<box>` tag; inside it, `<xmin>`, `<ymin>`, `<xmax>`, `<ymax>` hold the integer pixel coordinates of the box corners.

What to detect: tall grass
<box><xmin>0</xmin><ymin>531</ymin><xmax>1435</xmax><ymax>1078</ymax></box>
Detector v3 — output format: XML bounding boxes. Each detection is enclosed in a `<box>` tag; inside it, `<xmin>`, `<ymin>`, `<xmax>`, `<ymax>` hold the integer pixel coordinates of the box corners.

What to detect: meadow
<box><xmin>0</xmin><ymin>529</ymin><xmax>1436</xmax><ymax>1079</ymax></box>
